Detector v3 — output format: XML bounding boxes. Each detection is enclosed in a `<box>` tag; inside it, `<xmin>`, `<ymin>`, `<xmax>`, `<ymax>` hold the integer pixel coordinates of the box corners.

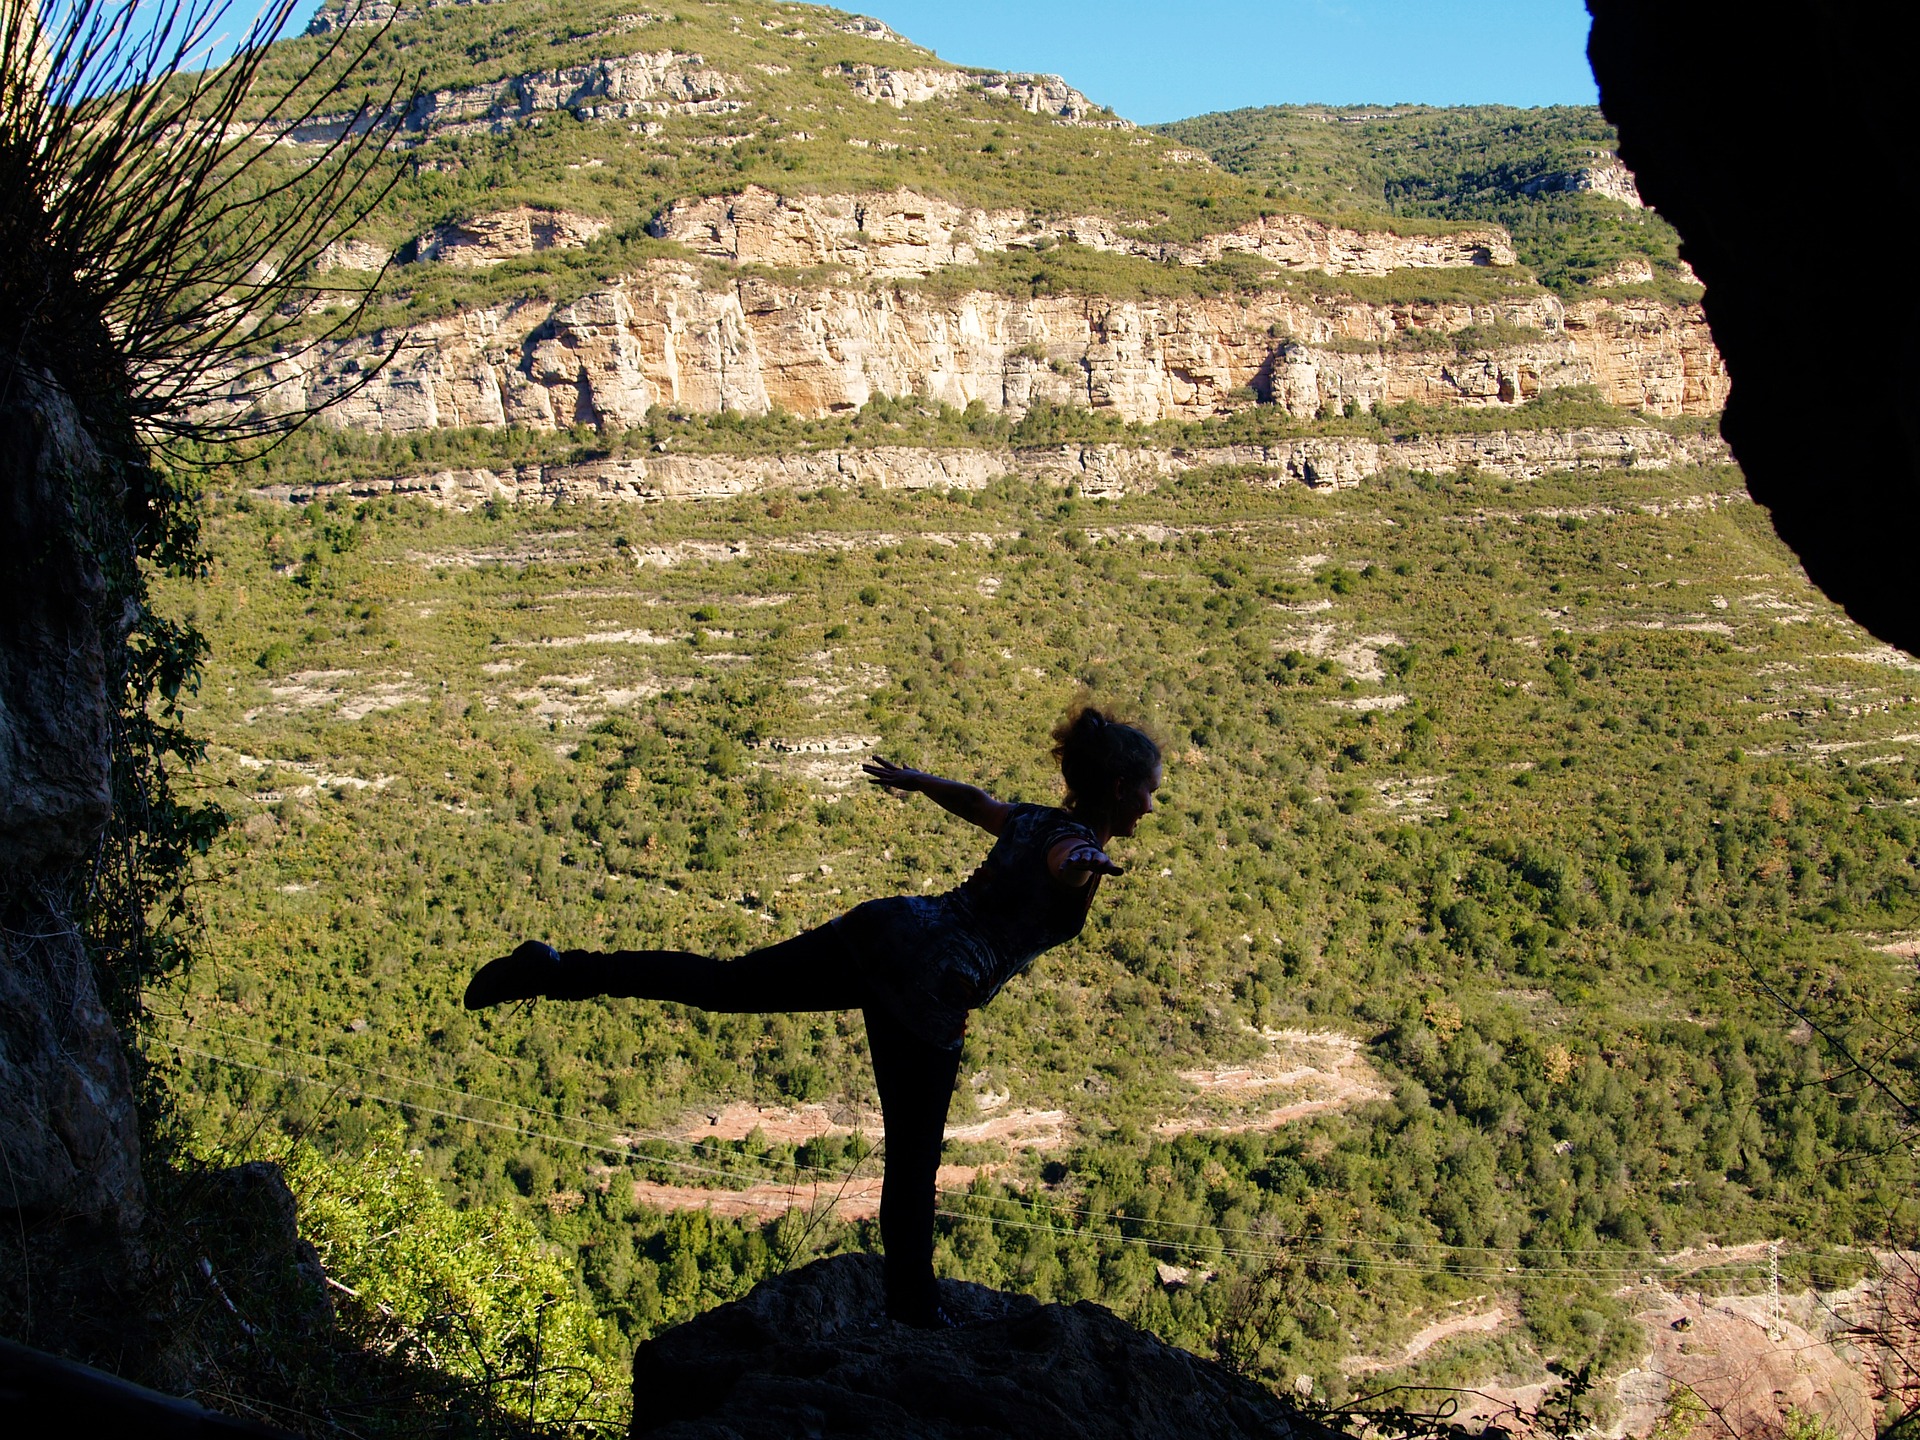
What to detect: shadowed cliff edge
<box><xmin>629</xmin><ymin>1254</ymin><xmax>1347</xmax><ymax>1440</ymax></box>
<box><xmin>1587</xmin><ymin>0</ymin><xmax>1920</xmax><ymax>656</ymax></box>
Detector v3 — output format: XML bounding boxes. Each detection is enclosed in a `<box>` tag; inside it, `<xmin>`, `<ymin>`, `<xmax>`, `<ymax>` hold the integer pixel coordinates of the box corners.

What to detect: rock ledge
<box><xmin>630</xmin><ymin>1254</ymin><xmax>1341</xmax><ymax>1440</ymax></box>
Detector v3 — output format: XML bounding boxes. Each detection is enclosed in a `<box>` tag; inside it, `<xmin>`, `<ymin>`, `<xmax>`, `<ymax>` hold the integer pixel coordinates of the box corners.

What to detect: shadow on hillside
<box><xmin>2</xmin><ymin>1158</ymin><xmax>577</xmax><ymax>1439</ymax></box>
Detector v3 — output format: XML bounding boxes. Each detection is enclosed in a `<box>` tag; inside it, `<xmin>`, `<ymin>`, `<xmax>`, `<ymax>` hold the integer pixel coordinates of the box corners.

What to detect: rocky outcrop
<box><xmin>251</xmin><ymin>425</ymin><xmax>1730</xmax><ymax>510</ymax></box>
<box><xmin>831</xmin><ymin>63</ymin><xmax>971</xmax><ymax>108</ymax></box>
<box><xmin>653</xmin><ymin>187</ymin><xmax>1515</xmax><ymax>278</ymax></box>
<box><xmin>628</xmin><ymin>1253</ymin><xmax>1338</xmax><ymax>1440</ymax></box>
<box><xmin>416</xmin><ymin>207</ymin><xmax>609</xmax><ymax>265</ymax></box>
<box><xmin>832</xmin><ymin>17</ymin><xmax>914</xmax><ymax>46</ymax></box>
<box><xmin>1590</xmin><ymin>257</ymin><xmax>1655</xmax><ymax>287</ymax></box>
<box><xmin>828</xmin><ymin>63</ymin><xmax>1126</xmax><ymax>126</ymax></box>
<box><xmin>653</xmin><ymin>187</ymin><xmax>1031</xmax><ymax>278</ymax></box>
<box><xmin>236</xmin><ymin>259</ymin><xmax>1724</xmax><ymax>433</ymax></box>
<box><xmin>313</xmin><ymin>237</ymin><xmax>392</xmax><ymax>273</ymax></box>
<box><xmin>288</xmin><ymin>49</ymin><xmax>740</xmax><ymax>144</ymax></box>
<box><xmin>1521</xmin><ymin>156</ymin><xmax>1644</xmax><ymax>207</ymax></box>
<box><xmin>974</xmin><ymin>72</ymin><xmax>1125</xmax><ymax>126</ymax></box>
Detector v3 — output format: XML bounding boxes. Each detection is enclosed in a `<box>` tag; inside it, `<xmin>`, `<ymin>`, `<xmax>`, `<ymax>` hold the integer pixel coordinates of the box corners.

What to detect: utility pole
<box><xmin>1768</xmin><ymin>1241</ymin><xmax>1782</xmax><ymax>1340</ymax></box>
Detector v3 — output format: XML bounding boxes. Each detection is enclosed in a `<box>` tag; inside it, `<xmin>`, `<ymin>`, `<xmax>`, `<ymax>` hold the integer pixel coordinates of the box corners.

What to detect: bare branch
<box><xmin>2</xmin><ymin>0</ymin><xmax>415</xmax><ymax>456</ymax></box>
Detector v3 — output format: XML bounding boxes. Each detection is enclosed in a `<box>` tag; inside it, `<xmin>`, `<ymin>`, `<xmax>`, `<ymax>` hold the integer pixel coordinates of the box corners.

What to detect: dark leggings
<box><xmin>561</xmin><ymin>923</ymin><xmax>961</xmax><ymax>1322</ymax></box>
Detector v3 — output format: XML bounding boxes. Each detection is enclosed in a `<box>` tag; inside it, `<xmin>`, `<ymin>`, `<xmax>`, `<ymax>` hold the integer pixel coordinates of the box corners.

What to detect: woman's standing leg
<box><xmin>864</xmin><ymin>1006</ymin><xmax>963</xmax><ymax>1325</ymax></box>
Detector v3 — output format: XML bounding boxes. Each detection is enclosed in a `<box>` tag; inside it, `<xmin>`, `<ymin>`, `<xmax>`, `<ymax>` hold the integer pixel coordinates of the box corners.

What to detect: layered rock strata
<box><xmin>243</xmin><ymin>260</ymin><xmax>1724</xmax><ymax>433</ymax></box>
<box><xmin>253</xmin><ymin>425</ymin><xmax>1729</xmax><ymax>510</ymax></box>
<box><xmin>652</xmin><ymin>186</ymin><xmax>1515</xmax><ymax>277</ymax></box>
<box><xmin>416</xmin><ymin>207</ymin><xmax>610</xmax><ymax>265</ymax></box>
<box><xmin>288</xmin><ymin>49</ymin><xmax>740</xmax><ymax>144</ymax></box>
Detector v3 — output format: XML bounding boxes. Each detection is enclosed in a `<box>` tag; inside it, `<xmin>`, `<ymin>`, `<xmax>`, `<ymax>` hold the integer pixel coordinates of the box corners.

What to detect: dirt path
<box><xmin>1155</xmin><ymin>1028</ymin><xmax>1391</xmax><ymax>1137</ymax></box>
<box><xmin>666</xmin><ymin>1100</ymin><xmax>1073</xmax><ymax>1151</ymax></box>
<box><xmin>1342</xmin><ymin>1303</ymin><xmax>1508</xmax><ymax>1375</ymax></box>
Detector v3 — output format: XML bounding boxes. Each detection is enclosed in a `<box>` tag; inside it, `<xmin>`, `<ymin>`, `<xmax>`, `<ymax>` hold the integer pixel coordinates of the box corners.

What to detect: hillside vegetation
<box><xmin>155</xmin><ymin>456</ymin><xmax>1918</xmax><ymax>1423</ymax></box>
<box><xmin>1156</xmin><ymin>105</ymin><xmax>1694</xmax><ymax>298</ymax></box>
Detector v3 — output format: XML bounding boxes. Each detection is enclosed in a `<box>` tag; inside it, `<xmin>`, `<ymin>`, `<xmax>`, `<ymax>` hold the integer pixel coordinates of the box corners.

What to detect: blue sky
<box><xmin>258</xmin><ymin>0</ymin><xmax>1598</xmax><ymax>122</ymax></box>
<box><xmin>849</xmin><ymin>1</ymin><xmax>1598</xmax><ymax>125</ymax></box>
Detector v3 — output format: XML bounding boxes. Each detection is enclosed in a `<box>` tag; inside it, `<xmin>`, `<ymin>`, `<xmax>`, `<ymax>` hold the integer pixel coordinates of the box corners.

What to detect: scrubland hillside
<box><xmin>159</xmin><ymin>460</ymin><xmax>1918</xmax><ymax>1431</ymax></box>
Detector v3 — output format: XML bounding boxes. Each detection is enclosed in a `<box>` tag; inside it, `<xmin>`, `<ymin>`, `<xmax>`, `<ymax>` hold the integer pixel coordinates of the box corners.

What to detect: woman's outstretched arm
<box><xmin>863</xmin><ymin>757</ymin><xmax>1014</xmax><ymax>835</ymax></box>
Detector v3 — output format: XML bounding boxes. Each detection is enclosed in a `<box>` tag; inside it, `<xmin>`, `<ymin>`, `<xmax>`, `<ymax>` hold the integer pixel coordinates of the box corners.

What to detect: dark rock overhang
<box><xmin>1587</xmin><ymin>0</ymin><xmax>1920</xmax><ymax>655</ymax></box>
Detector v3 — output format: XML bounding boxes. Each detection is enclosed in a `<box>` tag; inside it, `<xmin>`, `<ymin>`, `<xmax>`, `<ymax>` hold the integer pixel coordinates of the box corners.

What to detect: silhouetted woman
<box><xmin>464</xmin><ymin>704</ymin><xmax>1161</xmax><ymax>1327</ymax></box>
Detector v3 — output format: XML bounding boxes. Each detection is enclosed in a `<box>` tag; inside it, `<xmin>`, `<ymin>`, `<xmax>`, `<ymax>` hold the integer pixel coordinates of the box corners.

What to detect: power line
<box><xmin>161</xmin><ymin>1034</ymin><xmax>1783</xmax><ymax>1282</ymax></box>
<box><xmin>161</xmin><ymin>1016</ymin><xmax>1786</xmax><ymax>1265</ymax></box>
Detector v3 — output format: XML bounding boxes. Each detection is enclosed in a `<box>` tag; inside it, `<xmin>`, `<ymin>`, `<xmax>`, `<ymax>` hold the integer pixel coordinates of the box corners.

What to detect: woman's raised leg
<box><xmin>465</xmin><ymin>923</ymin><xmax>863</xmax><ymax>1013</ymax></box>
<box><xmin>865</xmin><ymin>1005</ymin><xmax>963</xmax><ymax>1326</ymax></box>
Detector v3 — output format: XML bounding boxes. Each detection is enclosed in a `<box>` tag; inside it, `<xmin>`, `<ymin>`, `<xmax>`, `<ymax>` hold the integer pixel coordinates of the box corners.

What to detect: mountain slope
<box><xmin>1155</xmin><ymin>105</ymin><xmax>1692</xmax><ymax>296</ymax></box>
<box><xmin>217</xmin><ymin>0</ymin><xmax>1720</xmax><ymax>453</ymax></box>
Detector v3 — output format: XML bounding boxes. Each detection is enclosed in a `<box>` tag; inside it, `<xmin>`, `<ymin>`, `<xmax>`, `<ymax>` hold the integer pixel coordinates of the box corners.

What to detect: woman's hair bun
<box><xmin>1051</xmin><ymin>700</ymin><xmax>1159</xmax><ymax>818</ymax></box>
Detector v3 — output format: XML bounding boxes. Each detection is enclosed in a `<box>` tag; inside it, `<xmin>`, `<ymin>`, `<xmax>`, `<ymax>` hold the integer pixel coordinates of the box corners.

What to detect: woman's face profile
<box><xmin>1109</xmin><ymin>763</ymin><xmax>1162</xmax><ymax>837</ymax></box>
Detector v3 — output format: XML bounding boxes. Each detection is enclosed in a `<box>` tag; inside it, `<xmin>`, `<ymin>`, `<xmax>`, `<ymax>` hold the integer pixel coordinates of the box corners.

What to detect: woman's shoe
<box><xmin>892</xmin><ymin>1301</ymin><xmax>960</xmax><ymax>1330</ymax></box>
<box><xmin>464</xmin><ymin>940</ymin><xmax>563</xmax><ymax>1009</ymax></box>
<box><xmin>886</xmin><ymin>1286</ymin><xmax>961</xmax><ymax>1330</ymax></box>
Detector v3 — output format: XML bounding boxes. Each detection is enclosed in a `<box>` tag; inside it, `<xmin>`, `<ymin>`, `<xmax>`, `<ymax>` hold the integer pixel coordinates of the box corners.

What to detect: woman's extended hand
<box><xmin>862</xmin><ymin>756</ymin><xmax>926</xmax><ymax>793</ymax></box>
<box><xmin>1050</xmin><ymin>839</ymin><xmax>1125</xmax><ymax>883</ymax></box>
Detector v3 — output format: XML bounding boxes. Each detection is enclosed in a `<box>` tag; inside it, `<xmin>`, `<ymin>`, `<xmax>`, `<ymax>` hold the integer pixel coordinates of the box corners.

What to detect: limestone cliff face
<box><xmin>1521</xmin><ymin>156</ymin><xmax>1645</xmax><ymax>207</ymax></box>
<box><xmin>252</xmin><ymin>258</ymin><xmax>1725</xmax><ymax>434</ymax></box>
<box><xmin>254</xmin><ymin>425</ymin><xmax>1730</xmax><ymax>511</ymax></box>
<box><xmin>289</xmin><ymin>47</ymin><xmax>741</xmax><ymax>144</ymax></box>
<box><xmin>652</xmin><ymin>186</ymin><xmax>1516</xmax><ymax>278</ymax></box>
<box><xmin>653</xmin><ymin>187</ymin><xmax>1033</xmax><ymax>278</ymax></box>
<box><xmin>416</xmin><ymin>206</ymin><xmax>610</xmax><ymax>265</ymax></box>
<box><xmin>314</xmin><ymin>237</ymin><xmax>393</xmax><ymax>273</ymax></box>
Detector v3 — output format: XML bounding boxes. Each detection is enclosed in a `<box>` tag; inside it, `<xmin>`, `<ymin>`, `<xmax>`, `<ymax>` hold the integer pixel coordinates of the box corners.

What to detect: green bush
<box><xmin>284</xmin><ymin>1130</ymin><xmax>629</xmax><ymax>1433</ymax></box>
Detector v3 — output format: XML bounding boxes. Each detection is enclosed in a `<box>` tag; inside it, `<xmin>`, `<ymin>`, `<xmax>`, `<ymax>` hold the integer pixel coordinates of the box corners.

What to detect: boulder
<box><xmin>629</xmin><ymin>1253</ymin><xmax>1341</xmax><ymax>1440</ymax></box>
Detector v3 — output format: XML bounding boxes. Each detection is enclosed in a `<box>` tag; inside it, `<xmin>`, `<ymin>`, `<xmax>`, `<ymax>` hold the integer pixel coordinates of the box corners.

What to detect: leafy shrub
<box><xmin>284</xmin><ymin>1130</ymin><xmax>628</xmax><ymax>1434</ymax></box>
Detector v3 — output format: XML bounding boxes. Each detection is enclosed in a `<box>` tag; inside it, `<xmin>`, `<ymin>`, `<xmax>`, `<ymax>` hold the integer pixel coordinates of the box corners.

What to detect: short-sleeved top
<box><xmin>838</xmin><ymin>803</ymin><xmax>1102</xmax><ymax>1049</ymax></box>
